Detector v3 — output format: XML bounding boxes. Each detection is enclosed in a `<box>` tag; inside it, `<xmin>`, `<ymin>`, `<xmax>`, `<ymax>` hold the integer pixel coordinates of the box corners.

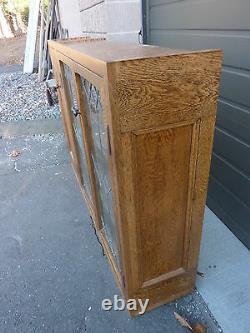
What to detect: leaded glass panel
<box><xmin>80</xmin><ymin>77</ymin><xmax>120</xmax><ymax>266</ymax></box>
<box><xmin>63</xmin><ymin>64</ymin><xmax>92</xmax><ymax>201</ymax></box>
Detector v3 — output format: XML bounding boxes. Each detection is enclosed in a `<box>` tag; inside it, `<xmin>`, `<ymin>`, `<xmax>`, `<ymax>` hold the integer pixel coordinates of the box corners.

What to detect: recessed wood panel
<box><xmin>133</xmin><ymin>124</ymin><xmax>193</xmax><ymax>285</ymax></box>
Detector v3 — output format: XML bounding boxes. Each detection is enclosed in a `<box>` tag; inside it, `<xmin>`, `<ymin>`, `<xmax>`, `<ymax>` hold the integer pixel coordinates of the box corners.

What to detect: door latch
<box><xmin>72</xmin><ymin>106</ymin><xmax>81</xmax><ymax>117</ymax></box>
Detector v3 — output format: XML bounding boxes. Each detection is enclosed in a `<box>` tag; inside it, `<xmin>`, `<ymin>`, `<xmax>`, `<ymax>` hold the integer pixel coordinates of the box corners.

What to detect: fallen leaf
<box><xmin>8</xmin><ymin>150</ymin><xmax>21</xmax><ymax>158</ymax></box>
<box><xmin>174</xmin><ymin>312</ymin><xmax>193</xmax><ymax>331</ymax></box>
<box><xmin>192</xmin><ymin>323</ymin><xmax>207</xmax><ymax>333</ymax></box>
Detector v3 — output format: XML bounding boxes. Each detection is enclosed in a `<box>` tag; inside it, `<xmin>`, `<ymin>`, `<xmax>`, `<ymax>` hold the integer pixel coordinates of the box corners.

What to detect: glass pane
<box><xmin>63</xmin><ymin>64</ymin><xmax>92</xmax><ymax>201</ymax></box>
<box><xmin>80</xmin><ymin>77</ymin><xmax>120</xmax><ymax>267</ymax></box>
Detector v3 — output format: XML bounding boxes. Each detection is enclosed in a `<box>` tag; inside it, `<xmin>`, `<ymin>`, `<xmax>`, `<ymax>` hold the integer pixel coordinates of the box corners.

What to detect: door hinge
<box><xmin>107</xmin><ymin>125</ymin><xmax>112</xmax><ymax>155</ymax></box>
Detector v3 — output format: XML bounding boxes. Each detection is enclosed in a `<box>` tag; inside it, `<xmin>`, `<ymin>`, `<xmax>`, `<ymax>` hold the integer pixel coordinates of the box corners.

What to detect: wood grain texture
<box><xmin>107</xmin><ymin>51</ymin><xmax>222</xmax><ymax>132</ymax></box>
<box><xmin>49</xmin><ymin>39</ymin><xmax>221</xmax><ymax>64</ymax></box>
<box><xmin>106</xmin><ymin>44</ymin><xmax>222</xmax><ymax>314</ymax></box>
<box><xmin>49</xmin><ymin>39</ymin><xmax>223</xmax><ymax>316</ymax></box>
<box><xmin>187</xmin><ymin>115</ymin><xmax>217</xmax><ymax>270</ymax></box>
<box><xmin>49</xmin><ymin>48</ymin><xmax>71</xmax><ymax>152</ymax></box>
<box><xmin>134</xmin><ymin>125</ymin><xmax>192</xmax><ymax>283</ymax></box>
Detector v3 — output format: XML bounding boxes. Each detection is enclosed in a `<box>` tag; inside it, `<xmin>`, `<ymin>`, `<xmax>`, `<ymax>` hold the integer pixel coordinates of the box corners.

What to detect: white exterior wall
<box><xmin>59</xmin><ymin>0</ymin><xmax>142</xmax><ymax>42</ymax></box>
<box><xmin>79</xmin><ymin>0</ymin><xmax>106</xmax><ymax>38</ymax></box>
<box><xmin>58</xmin><ymin>0</ymin><xmax>82</xmax><ymax>37</ymax></box>
<box><xmin>106</xmin><ymin>0</ymin><xmax>141</xmax><ymax>42</ymax></box>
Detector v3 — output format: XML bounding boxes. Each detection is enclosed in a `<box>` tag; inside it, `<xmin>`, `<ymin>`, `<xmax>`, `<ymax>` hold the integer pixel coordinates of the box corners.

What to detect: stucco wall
<box><xmin>58</xmin><ymin>0</ymin><xmax>82</xmax><ymax>37</ymax></box>
<box><xmin>106</xmin><ymin>0</ymin><xmax>141</xmax><ymax>42</ymax></box>
<box><xmin>79</xmin><ymin>0</ymin><xmax>106</xmax><ymax>38</ymax></box>
<box><xmin>58</xmin><ymin>0</ymin><xmax>141</xmax><ymax>42</ymax></box>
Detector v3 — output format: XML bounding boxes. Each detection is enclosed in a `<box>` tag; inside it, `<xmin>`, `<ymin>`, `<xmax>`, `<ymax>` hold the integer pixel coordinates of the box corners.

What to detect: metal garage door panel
<box><xmin>216</xmin><ymin>100</ymin><xmax>250</xmax><ymax>144</ymax></box>
<box><xmin>220</xmin><ymin>69</ymin><xmax>250</xmax><ymax>108</ymax></box>
<box><xmin>213</xmin><ymin>128</ymin><xmax>250</xmax><ymax>175</ymax></box>
<box><xmin>208</xmin><ymin>177</ymin><xmax>250</xmax><ymax>248</ymax></box>
<box><xmin>149</xmin><ymin>0</ymin><xmax>250</xmax><ymax>30</ymax></box>
<box><xmin>150</xmin><ymin>31</ymin><xmax>250</xmax><ymax>70</ymax></box>
<box><xmin>146</xmin><ymin>0</ymin><xmax>250</xmax><ymax>248</ymax></box>
<box><xmin>210</xmin><ymin>154</ymin><xmax>250</xmax><ymax>207</ymax></box>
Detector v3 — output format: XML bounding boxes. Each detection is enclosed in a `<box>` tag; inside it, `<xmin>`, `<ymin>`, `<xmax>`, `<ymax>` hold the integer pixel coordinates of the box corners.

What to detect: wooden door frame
<box><xmin>51</xmin><ymin>49</ymin><xmax>124</xmax><ymax>291</ymax></box>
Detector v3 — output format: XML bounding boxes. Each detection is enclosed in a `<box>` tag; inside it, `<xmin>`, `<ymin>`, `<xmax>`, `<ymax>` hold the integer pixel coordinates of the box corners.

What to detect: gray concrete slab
<box><xmin>0</xmin><ymin>64</ymin><xmax>22</xmax><ymax>74</ymax></box>
<box><xmin>0</xmin><ymin>132</ymin><xmax>67</xmax><ymax>176</ymax></box>
<box><xmin>0</xmin><ymin>118</ymin><xmax>63</xmax><ymax>138</ymax></box>
<box><xmin>0</xmin><ymin>120</ymin><xmax>222</xmax><ymax>332</ymax></box>
<box><xmin>197</xmin><ymin>208</ymin><xmax>250</xmax><ymax>333</ymax></box>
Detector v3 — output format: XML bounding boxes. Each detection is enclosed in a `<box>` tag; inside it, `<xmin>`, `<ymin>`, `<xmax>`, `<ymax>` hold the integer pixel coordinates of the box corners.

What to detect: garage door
<box><xmin>143</xmin><ymin>0</ymin><xmax>250</xmax><ymax>249</ymax></box>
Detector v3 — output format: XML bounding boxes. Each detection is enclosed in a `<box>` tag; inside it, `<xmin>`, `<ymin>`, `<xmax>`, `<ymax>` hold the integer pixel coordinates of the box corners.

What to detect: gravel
<box><xmin>172</xmin><ymin>289</ymin><xmax>223</xmax><ymax>332</ymax></box>
<box><xmin>0</xmin><ymin>72</ymin><xmax>60</xmax><ymax>123</ymax></box>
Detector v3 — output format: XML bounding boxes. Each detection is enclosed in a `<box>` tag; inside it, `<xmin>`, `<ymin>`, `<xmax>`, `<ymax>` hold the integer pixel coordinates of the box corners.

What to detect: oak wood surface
<box><xmin>134</xmin><ymin>125</ymin><xmax>192</xmax><ymax>283</ymax></box>
<box><xmin>50</xmin><ymin>39</ymin><xmax>217</xmax><ymax>63</ymax></box>
<box><xmin>49</xmin><ymin>39</ymin><xmax>222</xmax><ymax>316</ymax></box>
<box><xmin>107</xmin><ymin>51</ymin><xmax>222</xmax><ymax>133</ymax></box>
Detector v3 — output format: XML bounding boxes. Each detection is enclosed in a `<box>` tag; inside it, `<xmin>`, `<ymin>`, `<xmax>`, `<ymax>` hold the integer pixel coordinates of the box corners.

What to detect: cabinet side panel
<box><xmin>107</xmin><ymin>51</ymin><xmax>222</xmax><ymax>133</ymax></box>
<box><xmin>105</xmin><ymin>51</ymin><xmax>222</xmax><ymax>312</ymax></box>
<box><xmin>133</xmin><ymin>124</ymin><xmax>193</xmax><ymax>286</ymax></box>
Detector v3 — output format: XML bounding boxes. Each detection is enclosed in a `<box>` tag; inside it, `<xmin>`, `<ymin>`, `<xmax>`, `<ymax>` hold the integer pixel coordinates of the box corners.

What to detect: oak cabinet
<box><xmin>49</xmin><ymin>39</ymin><xmax>222</xmax><ymax>316</ymax></box>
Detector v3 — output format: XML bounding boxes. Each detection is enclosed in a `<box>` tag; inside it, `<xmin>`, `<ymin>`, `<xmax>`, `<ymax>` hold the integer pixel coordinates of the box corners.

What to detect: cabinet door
<box><xmin>60</xmin><ymin>63</ymin><xmax>93</xmax><ymax>205</ymax></box>
<box><xmin>78</xmin><ymin>75</ymin><xmax>121</xmax><ymax>268</ymax></box>
<box><xmin>55</xmin><ymin>55</ymin><xmax>121</xmax><ymax>271</ymax></box>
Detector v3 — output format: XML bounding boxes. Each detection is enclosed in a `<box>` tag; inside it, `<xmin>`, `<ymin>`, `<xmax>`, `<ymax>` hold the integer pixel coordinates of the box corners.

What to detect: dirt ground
<box><xmin>0</xmin><ymin>35</ymin><xmax>26</xmax><ymax>66</ymax></box>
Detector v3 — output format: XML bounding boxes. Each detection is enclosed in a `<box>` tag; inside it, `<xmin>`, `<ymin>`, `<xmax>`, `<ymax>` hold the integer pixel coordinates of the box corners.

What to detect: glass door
<box><xmin>58</xmin><ymin>58</ymin><xmax>121</xmax><ymax>269</ymax></box>
<box><xmin>61</xmin><ymin>63</ymin><xmax>93</xmax><ymax>205</ymax></box>
<box><xmin>78</xmin><ymin>75</ymin><xmax>120</xmax><ymax>268</ymax></box>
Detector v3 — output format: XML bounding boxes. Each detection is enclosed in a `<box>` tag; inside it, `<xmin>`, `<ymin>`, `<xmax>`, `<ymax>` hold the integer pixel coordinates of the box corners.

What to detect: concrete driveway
<box><xmin>0</xmin><ymin>118</ymin><xmax>222</xmax><ymax>333</ymax></box>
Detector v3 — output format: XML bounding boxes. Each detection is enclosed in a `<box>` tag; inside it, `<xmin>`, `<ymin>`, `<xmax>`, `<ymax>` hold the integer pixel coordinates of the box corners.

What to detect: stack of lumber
<box><xmin>24</xmin><ymin>0</ymin><xmax>68</xmax><ymax>81</ymax></box>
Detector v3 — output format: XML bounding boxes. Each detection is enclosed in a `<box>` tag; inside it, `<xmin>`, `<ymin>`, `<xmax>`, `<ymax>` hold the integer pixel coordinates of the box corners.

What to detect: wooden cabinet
<box><xmin>49</xmin><ymin>39</ymin><xmax>222</xmax><ymax>315</ymax></box>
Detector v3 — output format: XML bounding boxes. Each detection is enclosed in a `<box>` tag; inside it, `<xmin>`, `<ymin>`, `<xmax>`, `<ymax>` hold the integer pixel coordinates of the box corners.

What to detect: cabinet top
<box><xmin>48</xmin><ymin>39</ymin><xmax>218</xmax><ymax>63</ymax></box>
